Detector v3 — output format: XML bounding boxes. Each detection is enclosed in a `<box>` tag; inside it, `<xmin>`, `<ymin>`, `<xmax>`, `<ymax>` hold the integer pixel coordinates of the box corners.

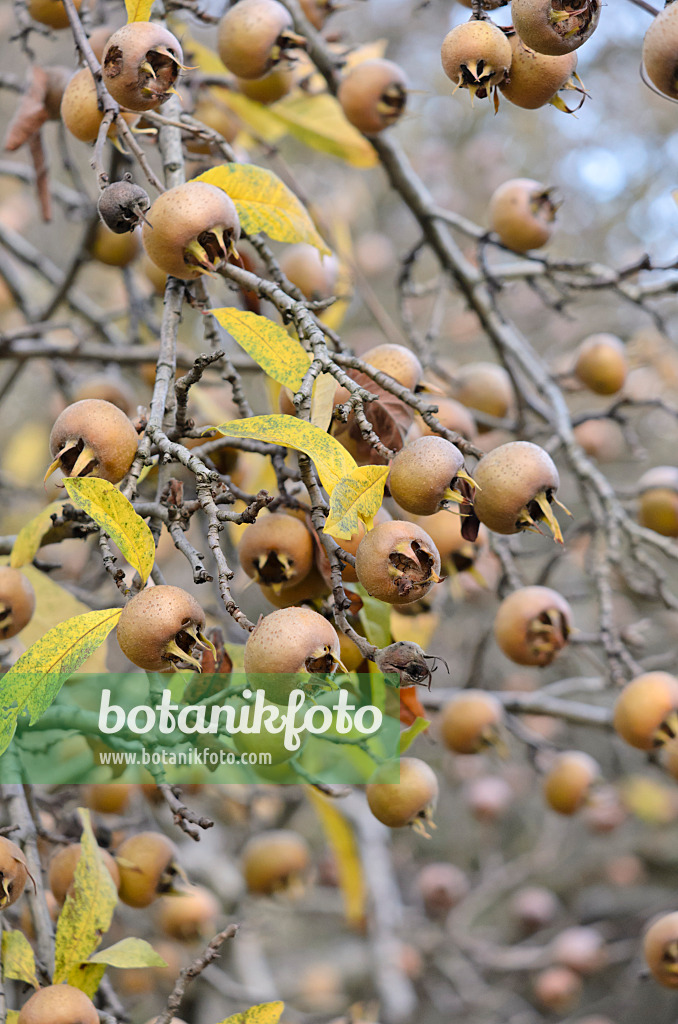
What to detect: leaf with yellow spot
<box><xmin>195</xmin><ymin>164</ymin><xmax>330</xmax><ymax>254</ymax></box>
<box><xmin>307</xmin><ymin>789</ymin><xmax>365</xmax><ymax>927</ymax></box>
<box><xmin>324</xmin><ymin>465</ymin><xmax>389</xmax><ymax>540</ymax></box>
<box><xmin>125</xmin><ymin>0</ymin><xmax>154</xmax><ymax>21</ymax></box>
<box><xmin>1</xmin><ymin>930</ymin><xmax>39</xmax><ymax>989</ymax></box>
<box><xmin>88</xmin><ymin>937</ymin><xmax>169</xmax><ymax>968</ymax></box>
<box><xmin>269</xmin><ymin>93</ymin><xmax>378</xmax><ymax>169</ymax></box>
<box><xmin>214</xmin><ymin>414</ymin><xmax>356</xmax><ymax>493</ymax></box>
<box><xmin>64</xmin><ymin>478</ymin><xmax>155</xmax><ymax>585</ymax></box>
<box><xmin>10</xmin><ymin>500</ymin><xmax>64</xmax><ymax>567</ymax></box>
<box><xmin>54</xmin><ymin>809</ymin><xmax>119</xmax><ymax>987</ymax></box>
<box><xmin>216</xmin><ymin>1001</ymin><xmax>285</xmax><ymax>1024</ymax></box>
<box><xmin>209</xmin><ymin>308</ymin><xmax>311</xmax><ymax>390</ymax></box>
<box><xmin>0</xmin><ymin>607</ymin><xmax>121</xmax><ymax>757</ymax></box>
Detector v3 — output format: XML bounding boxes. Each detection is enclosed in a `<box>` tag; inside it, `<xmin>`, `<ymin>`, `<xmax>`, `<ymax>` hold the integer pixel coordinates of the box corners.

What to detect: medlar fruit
<box><xmin>613</xmin><ymin>672</ymin><xmax>678</xmax><ymax>751</ymax></box>
<box><xmin>89</xmin><ymin>223</ymin><xmax>141</xmax><ymax>267</ymax></box>
<box><xmin>439</xmin><ymin>690</ymin><xmax>503</xmax><ymax>754</ymax></box>
<box><xmin>355</xmin><ymin>520</ymin><xmax>442</xmax><ymax>605</ymax></box>
<box><xmin>543</xmin><ymin>750</ymin><xmax>599</xmax><ymax>814</ymax></box>
<box><xmin>644</xmin><ymin>910</ymin><xmax>678</xmax><ymax>988</ymax></box>
<box><xmin>0</xmin><ymin>836</ymin><xmax>31</xmax><ymax>911</ymax></box>
<box><xmin>366</xmin><ymin>756</ymin><xmax>439</xmax><ymax>834</ymax></box>
<box><xmin>236</xmin><ymin>66</ymin><xmax>297</xmax><ymax>104</ymax></box>
<box><xmin>637</xmin><ymin>466</ymin><xmax>678</xmax><ymax>538</ymax></box>
<box><xmin>512</xmin><ymin>0</ymin><xmax>600</xmax><ymax>56</ymax></box>
<box><xmin>450</xmin><ymin>361</ymin><xmax>515</xmax><ymax>427</ymax></box>
<box><xmin>573</xmin><ymin>333</ymin><xmax>627</xmax><ymax>395</ymax></box>
<box><xmin>362</xmin><ymin>343</ymin><xmax>423</xmax><ymax>391</ymax></box>
<box><xmin>117</xmin><ymin>585</ymin><xmax>214</xmax><ymax>673</ymax></box>
<box><xmin>18</xmin><ymin>985</ymin><xmax>99</xmax><ymax>1024</ymax></box>
<box><xmin>280</xmin><ymin>243</ymin><xmax>339</xmax><ymax>301</ymax></box>
<box><xmin>60</xmin><ymin>68</ymin><xmax>139</xmax><ymax>144</ymax></box>
<box><xmin>46</xmin><ymin>398</ymin><xmax>138</xmax><ymax>484</ymax></box>
<box><xmin>494</xmin><ymin>585</ymin><xmax>572</xmax><ymax>666</ymax></box>
<box><xmin>500</xmin><ymin>33</ymin><xmax>581</xmax><ymax>110</ymax></box>
<box><xmin>156</xmin><ymin>885</ymin><xmax>220</xmax><ymax>940</ymax></box>
<box><xmin>388</xmin><ymin>435</ymin><xmax>475</xmax><ymax>516</ymax></box>
<box><xmin>242</xmin><ymin>829</ymin><xmax>311</xmax><ymax>894</ymax></box>
<box><xmin>97</xmin><ymin>175</ymin><xmax>151</xmax><ymax>234</ymax></box>
<box><xmin>0</xmin><ymin>567</ymin><xmax>36</xmax><ymax>640</ymax></box>
<box><xmin>102</xmin><ymin>22</ymin><xmax>185</xmax><ymax>112</ymax></box>
<box><xmin>217</xmin><ymin>0</ymin><xmax>306</xmax><ymax>80</ymax></box>
<box><xmin>338</xmin><ymin>59</ymin><xmax>408</xmax><ymax>135</ymax></box>
<box><xmin>239</xmin><ymin>512</ymin><xmax>315</xmax><ymax>591</ymax></box>
<box><xmin>244</xmin><ymin>606</ymin><xmax>342</xmax><ymax>681</ymax></box>
<box><xmin>27</xmin><ymin>0</ymin><xmax>81</xmax><ymax>29</ymax></box>
<box><xmin>48</xmin><ymin>842</ymin><xmax>120</xmax><ymax>905</ymax></box>
<box><xmin>643</xmin><ymin>2</ymin><xmax>678</xmax><ymax>100</ymax></box>
<box><xmin>116</xmin><ymin>831</ymin><xmax>182</xmax><ymax>907</ymax></box>
<box><xmin>489</xmin><ymin>178</ymin><xmax>557</xmax><ymax>252</ymax></box>
<box><xmin>441</xmin><ymin>20</ymin><xmax>512</xmax><ymax>100</ymax></box>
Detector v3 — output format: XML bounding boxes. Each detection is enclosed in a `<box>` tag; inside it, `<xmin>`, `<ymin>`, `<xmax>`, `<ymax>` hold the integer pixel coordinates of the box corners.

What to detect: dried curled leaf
<box><xmin>332</xmin><ymin>369</ymin><xmax>413</xmax><ymax>466</ymax></box>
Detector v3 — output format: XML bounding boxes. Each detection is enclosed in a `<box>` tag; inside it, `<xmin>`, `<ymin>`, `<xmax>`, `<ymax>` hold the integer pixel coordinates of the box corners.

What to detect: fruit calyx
<box><xmin>164</xmin><ymin>620</ymin><xmax>215</xmax><ymax>673</ymax></box>
<box><xmin>105</xmin><ymin>39</ymin><xmax>185</xmax><ymax>106</ymax></box>
<box><xmin>516</xmin><ymin>487</ymin><xmax>571</xmax><ymax>543</ymax></box>
<box><xmin>44</xmin><ymin>437</ymin><xmax>97</xmax><ymax>483</ymax></box>
<box><xmin>97</xmin><ymin>174</ymin><xmax>151</xmax><ymax>234</ymax></box>
<box><xmin>547</xmin><ymin>0</ymin><xmax>599</xmax><ymax>43</ymax></box>
<box><xmin>185</xmin><ymin>227</ymin><xmax>239</xmax><ymax>275</ymax></box>
<box><xmin>389</xmin><ymin>539</ymin><xmax>442</xmax><ymax>598</ymax></box>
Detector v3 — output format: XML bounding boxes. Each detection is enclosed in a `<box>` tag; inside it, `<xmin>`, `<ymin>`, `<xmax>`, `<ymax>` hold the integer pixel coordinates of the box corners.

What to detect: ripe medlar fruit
<box><xmin>142</xmin><ymin>180</ymin><xmax>241</xmax><ymax>279</ymax></box>
<box><xmin>27</xmin><ymin>0</ymin><xmax>81</xmax><ymax>29</ymax></box>
<box><xmin>355</xmin><ymin>520</ymin><xmax>442</xmax><ymax>605</ymax></box>
<box><xmin>84</xmin><ymin>782</ymin><xmax>135</xmax><ymax>814</ymax></box>
<box><xmin>643</xmin><ymin>2</ymin><xmax>678</xmax><ymax>100</ymax></box>
<box><xmin>117</xmin><ymin>585</ymin><xmax>214</xmax><ymax>673</ymax></box>
<box><xmin>388</xmin><ymin>436</ymin><xmax>476</xmax><ymax>516</ymax></box>
<box><xmin>217</xmin><ymin>0</ymin><xmax>306</xmax><ymax>80</ymax></box>
<box><xmin>242</xmin><ymin>829</ymin><xmax>311</xmax><ymax>894</ymax></box>
<box><xmin>186</xmin><ymin>92</ymin><xmax>240</xmax><ymax>153</ymax></box>
<box><xmin>102</xmin><ymin>23</ymin><xmax>185</xmax><ymax>112</ymax></box>
<box><xmin>643</xmin><ymin>910</ymin><xmax>678</xmax><ymax>988</ymax></box>
<box><xmin>494</xmin><ymin>585</ymin><xmax>572</xmax><ymax>666</ymax></box>
<box><xmin>415</xmin><ymin>396</ymin><xmax>477</xmax><ymax>442</ymax></box>
<box><xmin>450</xmin><ymin>361</ymin><xmax>515</xmax><ymax>427</ymax></box>
<box><xmin>366</xmin><ymin>756</ymin><xmax>439</xmax><ymax>834</ymax></box>
<box><xmin>338</xmin><ymin>59</ymin><xmax>408</xmax><ymax>135</ymax></box>
<box><xmin>299</xmin><ymin>0</ymin><xmax>335</xmax><ymax>28</ymax></box>
<box><xmin>46</xmin><ymin>398</ymin><xmax>138</xmax><ymax>484</ymax></box>
<box><xmin>0</xmin><ymin>566</ymin><xmax>36</xmax><ymax>640</ymax></box>
<box><xmin>441</xmin><ymin>20</ymin><xmax>512</xmax><ymax>101</ymax></box>
<box><xmin>60</xmin><ymin>68</ymin><xmax>139</xmax><ymax>144</ymax></box>
<box><xmin>489</xmin><ymin>179</ymin><xmax>557</xmax><ymax>252</ymax></box>
<box><xmin>512</xmin><ymin>0</ymin><xmax>600</xmax><ymax>56</ymax></box>
<box><xmin>244</xmin><ymin>606</ymin><xmax>342</xmax><ymax>686</ymax></box>
<box><xmin>363</xmin><ymin>342</ymin><xmax>423</xmax><ymax>391</ymax></box>
<box><xmin>239</xmin><ymin>512</ymin><xmax>314</xmax><ymax>590</ymax></box>
<box><xmin>259</xmin><ymin>565</ymin><xmax>331</xmax><ymax>608</ymax></box>
<box><xmin>48</xmin><ymin>842</ymin><xmax>120</xmax><ymax>905</ymax></box>
<box><xmin>156</xmin><ymin>885</ymin><xmax>220</xmax><ymax>941</ymax></box>
<box><xmin>439</xmin><ymin>690</ymin><xmax>503</xmax><ymax>754</ymax></box>
<box><xmin>412</xmin><ymin>510</ymin><xmax>487</xmax><ymax>576</ymax></box>
<box><xmin>89</xmin><ymin>223</ymin><xmax>141</xmax><ymax>268</ymax></box>
<box><xmin>0</xmin><ymin>836</ymin><xmax>31</xmax><ymax>911</ymax></box>
<box><xmin>613</xmin><ymin>671</ymin><xmax>678</xmax><ymax>750</ymax></box>
<box><xmin>280</xmin><ymin>243</ymin><xmax>339</xmax><ymax>301</ymax></box>
<box><xmin>637</xmin><ymin>466</ymin><xmax>678</xmax><ymax>538</ymax></box>
<box><xmin>500</xmin><ymin>33</ymin><xmax>580</xmax><ymax>110</ymax></box>
<box><xmin>72</xmin><ymin>375</ymin><xmax>133</xmax><ymax>414</ymax></box>
<box><xmin>116</xmin><ymin>831</ymin><xmax>182</xmax><ymax>908</ymax></box>
<box><xmin>18</xmin><ymin>985</ymin><xmax>99</xmax><ymax>1024</ymax></box>
<box><xmin>543</xmin><ymin>750</ymin><xmax>599</xmax><ymax>814</ymax></box>
<box><xmin>236</xmin><ymin>66</ymin><xmax>297</xmax><ymax>104</ymax></box>
<box><xmin>97</xmin><ymin>175</ymin><xmax>151</xmax><ymax>234</ymax></box>
<box><xmin>574</xmin><ymin>333</ymin><xmax>627</xmax><ymax>395</ymax></box>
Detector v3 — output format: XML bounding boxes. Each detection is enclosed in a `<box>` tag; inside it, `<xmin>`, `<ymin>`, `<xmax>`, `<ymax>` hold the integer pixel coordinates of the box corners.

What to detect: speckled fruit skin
<box><xmin>0</xmin><ymin>567</ymin><xmax>35</xmax><ymax>641</ymax></box>
<box><xmin>489</xmin><ymin>179</ymin><xmax>555</xmax><ymax>252</ymax></box>
<box><xmin>18</xmin><ymin>985</ymin><xmax>99</xmax><ymax>1024</ymax></box>
<box><xmin>244</xmin><ymin>606</ymin><xmax>340</xmax><ymax>676</ymax></box>
<box><xmin>439</xmin><ymin>690</ymin><xmax>503</xmax><ymax>754</ymax></box>
<box><xmin>0</xmin><ymin>836</ymin><xmax>29</xmax><ymax>910</ymax></box>
<box><xmin>142</xmin><ymin>181</ymin><xmax>240</xmax><ymax>280</ymax></box>
<box><xmin>239</xmin><ymin>513</ymin><xmax>314</xmax><ymax>589</ymax></box>
<box><xmin>363</xmin><ymin>343</ymin><xmax>423</xmax><ymax>390</ymax></box>
<box><xmin>472</xmin><ymin>441</ymin><xmax>560</xmax><ymax>535</ymax></box>
<box><xmin>512</xmin><ymin>0</ymin><xmax>600</xmax><ymax>56</ymax></box>
<box><xmin>280</xmin><ymin>243</ymin><xmax>339</xmax><ymax>300</ymax></box>
<box><xmin>49</xmin><ymin>399</ymin><xmax>138</xmax><ymax>484</ymax></box>
<box><xmin>102</xmin><ymin>23</ymin><xmax>184</xmax><ymax>112</ymax></box>
<box><xmin>48</xmin><ymin>843</ymin><xmax>120</xmax><ymax>905</ymax></box>
<box><xmin>501</xmin><ymin>33</ymin><xmax>578</xmax><ymax>109</ymax></box>
<box><xmin>117</xmin><ymin>585</ymin><xmax>206</xmax><ymax>672</ymax></box>
<box><xmin>441</xmin><ymin>21</ymin><xmax>512</xmax><ymax>93</ymax></box>
<box><xmin>366</xmin><ymin>757</ymin><xmax>439</xmax><ymax>828</ymax></box>
<box><xmin>61</xmin><ymin>68</ymin><xmax>139</xmax><ymax>143</ymax></box>
<box><xmin>388</xmin><ymin>436</ymin><xmax>466</xmax><ymax>516</ymax></box>
<box><xmin>355</xmin><ymin>520</ymin><xmax>441</xmax><ymax>606</ymax></box>
<box><xmin>156</xmin><ymin>885</ymin><xmax>220</xmax><ymax>941</ymax></box>
<box><xmin>643</xmin><ymin>911</ymin><xmax>678</xmax><ymax>988</ymax></box>
<box><xmin>643</xmin><ymin>3</ymin><xmax>678</xmax><ymax>99</ymax></box>
<box><xmin>338</xmin><ymin>59</ymin><xmax>408</xmax><ymax>134</ymax></box>
<box><xmin>451</xmin><ymin>362</ymin><xmax>514</xmax><ymax>425</ymax></box>
<box><xmin>217</xmin><ymin>0</ymin><xmax>295</xmax><ymax>79</ymax></box>
<box><xmin>116</xmin><ymin>832</ymin><xmax>179</xmax><ymax>908</ymax></box>
<box><xmin>241</xmin><ymin>830</ymin><xmax>311</xmax><ymax>894</ymax></box>
<box><xmin>613</xmin><ymin>672</ymin><xmax>678</xmax><ymax>751</ymax></box>
<box><xmin>494</xmin><ymin>585</ymin><xmax>572</xmax><ymax>667</ymax></box>
<box><xmin>638</xmin><ymin>467</ymin><xmax>678</xmax><ymax>537</ymax></box>
<box><xmin>543</xmin><ymin>750</ymin><xmax>599</xmax><ymax>814</ymax></box>
<box><xmin>574</xmin><ymin>333</ymin><xmax>627</xmax><ymax>395</ymax></box>
<box><xmin>27</xmin><ymin>0</ymin><xmax>81</xmax><ymax>29</ymax></box>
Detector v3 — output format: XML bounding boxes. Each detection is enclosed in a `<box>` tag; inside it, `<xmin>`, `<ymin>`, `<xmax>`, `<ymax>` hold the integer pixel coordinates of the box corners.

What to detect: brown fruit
<box><xmin>471</xmin><ymin>441</ymin><xmax>566</xmax><ymax>542</ymax></box>
<box><xmin>47</xmin><ymin>399</ymin><xmax>138</xmax><ymax>484</ymax></box>
<box><xmin>494</xmin><ymin>585</ymin><xmax>572</xmax><ymax>666</ymax></box>
<box><xmin>489</xmin><ymin>178</ymin><xmax>557</xmax><ymax>252</ymax></box>
<box><xmin>242</xmin><ymin>829</ymin><xmax>311</xmax><ymax>894</ymax></box>
<box><xmin>637</xmin><ymin>466</ymin><xmax>678</xmax><ymax>538</ymax></box>
<box><xmin>338</xmin><ymin>59</ymin><xmax>408</xmax><ymax>134</ymax></box>
<box><xmin>217</xmin><ymin>0</ymin><xmax>305</xmax><ymax>80</ymax></box>
<box><xmin>300</xmin><ymin>0</ymin><xmax>335</xmax><ymax>26</ymax></box>
<box><xmin>550</xmin><ymin>926</ymin><xmax>606</xmax><ymax>974</ymax></box>
<box><xmin>388</xmin><ymin>436</ymin><xmax>474</xmax><ymax>516</ymax></box>
<box><xmin>0</xmin><ymin>567</ymin><xmax>36</xmax><ymax>640</ymax></box>
<box><xmin>412</xmin><ymin>510</ymin><xmax>486</xmax><ymax>575</ymax></box>
<box><xmin>450</xmin><ymin>362</ymin><xmax>514</xmax><ymax>426</ymax></box>
<box><xmin>27</xmin><ymin>0</ymin><xmax>81</xmax><ymax>28</ymax></box>
<box><xmin>511</xmin><ymin>886</ymin><xmax>559</xmax><ymax>933</ymax></box>
<box><xmin>244</xmin><ymin>606</ymin><xmax>341</xmax><ymax>678</ymax></box>
<box><xmin>102</xmin><ymin>22</ymin><xmax>184</xmax><ymax>112</ymax></box>
<box><xmin>500</xmin><ymin>33</ymin><xmax>579</xmax><ymax>109</ymax></box>
<box><xmin>643</xmin><ymin>911</ymin><xmax>678</xmax><ymax>988</ymax></box>
<box><xmin>363</xmin><ymin>343</ymin><xmax>423</xmax><ymax>391</ymax></box>
<box><xmin>117</xmin><ymin>585</ymin><xmax>213</xmax><ymax>673</ymax></box>
<box><xmin>0</xmin><ymin>836</ymin><xmax>30</xmax><ymax>911</ymax></box>
<box><xmin>236</xmin><ymin>66</ymin><xmax>297</xmax><ymax>103</ymax></box>
<box><xmin>142</xmin><ymin>181</ymin><xmax>241</xmax><ymax>280</ymax></box>
<box><xmin>574</xmin><ymin>333</ymin><xmax>627</xmax><ymax>395</ymax></box>
<box><xmin>355</xmin><ymin>520</ymin><xmax>442</xmax><ymax>606</ymax></box>
<box><xmin>156</xmin><ymin>885</ymin><xmax>220</xmax><ymax>940</ymax></box>
<box><xmin>439</xmin><ymin>690</ymin><xmax>503</xmax><ymax>754</ymax></box>
<box><xmin>613</xmin><ymin>672</ymin><xmax>678</xmax><ymax>750</ymax></box>
<box><xmin>89</xmin><ymin>224</ymin><xmax>141</xmax><ymax>268</ymax></box>
<box><xmin>73</xmin><ymin>374</ymin><xmax>134</xmax><ymax>414</ymax></box>
<box><xmin>84</xmin><ymin>783</ymin><xmax>135</xmax><ymax>814</ymax></box>
<box><xmin>239</xmin><ymin>512</ymin><xmax>314</xmax><ymax>590</ymax></box>
<box><xmin>48</xmin><ymin>843</ymin><xmax>120</xmax><ymax>905</ymax></box>
<box><xmin>543</xmin><ymin>750</ymin><xmax>599</xmax><ymax>814</ymax></box>
<box><xmin>366</xmin><ymin>757</ymin><xmax>439</xmax><ymax>834</ymax></box>
<box><xmin>643</xmin><ymin>3</ymin><xmax>678</xmax><ymax>100</ymax></box>
<box><xmin>186</xmin><ymin>92</ymin><xmax>240</xmax><ymax>153</ymax></box>
<box><xmin>417</xmin><ymin>396</ymin><xmax>477</xmax><ymax>441</ymax></box>
<box><xmin>89</xmin><ymin>25</ymin><xmax>116</xmax><ymax>62</ymax></box>
<box><xmin>97</xmin><ymin>176</ymin><xmax>151</xmax><ymax>235</ymax></box>
<box><xmin>512</xmin><ymin>0</ymin><xmax>600</xmax><ymax>56</ymax></box>
<box><xmin>60</xmin><ymin>68</ymin><xmax>139</xmax><ymax>143</ymax></box>
<box><xmin>572</xmin><ymin>419</ymin><xmax>624</xmax><ymax>462</ymax></box>
<box><xmin>259</xmin><ymin>565</ymin><xmax>331</xmax><ymax>608</ymax></box>
<box><xmin>532</xmin><ymin>965</ymin><xmax>582</xmax><ymax>1012</ymax></box>
<box><xmin>465</xmin><ymin>775</ymin><xmax>514</xmax><ymax>821</ymax></box>
<box><xmin>18</xmin><ymin>985</ymin><xmax>99</xmax><ymax>1024</ymax></box>
<box><xmin>116</xmin><ymin>831</ymin><xmax>181</xmax><ymax>907</ymax></box>
<box><xmin>441</xmin><ymin>20</ymin><xmax>512</xmax><ymax>99</ymax></box>
<box><xmin>280</xmin><ymin>243</ymin><xmax>339</xmax><ymax>301</ymax></box>
<box><xmin>415</xmin><ymin>863</ymin><xmax>469</xmax><ymax>918</ymax></box>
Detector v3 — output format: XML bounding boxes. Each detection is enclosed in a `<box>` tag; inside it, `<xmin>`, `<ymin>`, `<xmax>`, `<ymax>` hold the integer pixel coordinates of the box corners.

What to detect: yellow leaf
<box><xmin>125</xmin><ymin>0</ymin><xmax>154</xmax><ymax>21</ymax></box>
<box><xmin>1</xmin><ymin>421</ymin><xmax>50</xmax><ymax>487</ymax></box>
<box><xmin>67</xmin><ymin>962</ymin><xmax>107</xmax><ymax>999</ymax></box>
<box><xmin>215</xmin><ymin>88</ymin><xmax>288</xmax><ymax>145</ymax></box>
<box><xmin>7</xmin><ymin>1012</ymin><xmax>19</xmax><ymax>1024</ymax></box>
<box><xmin>270</xmin><ymin>93</ymin><xmax>379</xmax><ymax>169</ymax></box>
<box><xmin>194</xmin><ymin>164</ymin><xmax>330</xmax><ymax>254</ymax></box>
<box><xmin>10</xmin><ymin>501</ymin><xmax>64</xmax><ymax>568</ymax></box>
<box><xmin>216</xmin><ymin>1001</ymin><xmax>285</xmax><ymax>1024</ymax></box>
<box><xmin>54</xmin><ymin>809</ymin><xmax>118</xmax><ymax>987</ymax></box>
<box><xmin>1</xmin><ymin>930</ymin><xmax>39</xmax><ymax>989</ymax></box>
<box><xmin>178</xmin><ymin>29</ymin><xmax>227</xmax><ymax>76</ymax></box>
<box><xmin>307</xmin><ymin>789</ymin><xmax>365</xmax><ymax>927</ymax></box>
<box><xmin>64</xmin><ymin>478</ymin><xmax>155</xmax><ymax>585</ymax></box>
<box><xmin>214</xmin><ymin>414</ymin><xmax>356</xmax><ymax>494</ymax></box>
<box><xmin>390</xmin><ymin>609</ymin><xmax>439</xmax><ymax>649</ymax></box>
<box><xmin>311</xmin><ymin>372</ymin><xmax>337</xmax><ymax>432</ymax></box>
<box><xmin>209</xmin><ymin>308</ymin><xmax>311</xmax><ymax>390</ymax></box>
<box><xmin>324</xmin><ymin>465</ymin><xmax>389</xmax><ymax>540</ymax></box>
<box><xmin>88</xmin><ymin>937</ymin><xmax>169</xmax><ymax>968</ymax></box>
<box><xmin>0</xmin><ymin>607</ymin><xmax>121</xmax><ymax>757</ymax></box>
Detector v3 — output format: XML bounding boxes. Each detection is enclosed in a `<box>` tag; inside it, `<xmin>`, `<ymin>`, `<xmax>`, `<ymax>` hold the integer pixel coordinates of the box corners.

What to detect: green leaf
<box><xmin>399</xmin><ymin>716</ymin><xmax>430</xmax><ymax>753</ymax></box>
<box><xmin>88</xmin><ymin>937</ymin><xmax>169</xmax><ymax>968</ymax></box>
<box><xmin>64</xmin><ymin>478</ymin><xmax>155</xmax><ymax>585</ymax></box>
<box><xmin>0</xmin><ymin>608</ymin><xmax>122</xmax><ymax>757</ymax></box>
<box><xmin>54</xmin><ymin>809</ymin><xmax>118</xmax><ymax>987</ymax></box>
<box><xmin>357</xmin><ymin>586</ymin><xmax>392</xmax><ymax>649</ymax></box>
<box><xmin>66</xmin><ymin>962</ymin><xmax>107</xmax><ymax>999</ymax></box>
<box><xmin>1</xmin><ymin>930</ymin><xmax>39</xmax><ymax>989</ymax></box>
<box><xmin>270</xmin><ymin>93</ymin><xmax>379</xmax><ymax>168</ymax></box>
<box><xmin>214</xmin><ymin>414</ymin><xmax>356</xmax><ymax>494</ymax></box>
<box><xmin>209</xmin><ymin>308</ymin><xmax>311</xmax><ymax>391</ymax></box>
<box><xmin>194</xmin><ymin>164</ymin><xmax>330</xmax><ymax>254</ymax></box>
<box><xmin>216</xmin><ymin>1001</ymin><xmax>285</xmax><ymax>1024</ymax></box>
<box><xmin>325</xmin><ymin>465</ymin><xmax>389</xmax><ymax>540</ymax></box>
<box><xmin>10</xmin><ymin>500</ymin><xmax>64</xmax><ymax>568</ymax></box>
